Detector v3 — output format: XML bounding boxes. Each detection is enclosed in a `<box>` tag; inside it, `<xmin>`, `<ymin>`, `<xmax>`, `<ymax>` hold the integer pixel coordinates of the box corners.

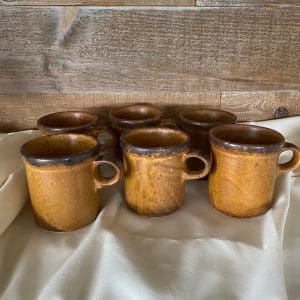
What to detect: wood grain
<box><xmin>0</xmin><ymin>92</ymin><xmax>220</xmax><ymax>131</ymax></box>
<box><xmin>221</xmin><ymin>90</ymin><xmax>300</xmax><ymax>121</ymax></box>
<box><xmin>196</xmin><ymin>1</ymin><xmax>299</xmax><ymax>7</ymax></box>
<box><xmin>0</xmin><ymin>7</ymin><xmax>299</xmax><ymax>93</ymax></box>
<box><xmin>0</xmin><ymin>0</ymin><xmax>195</xmax><ymax>6</ymax></box>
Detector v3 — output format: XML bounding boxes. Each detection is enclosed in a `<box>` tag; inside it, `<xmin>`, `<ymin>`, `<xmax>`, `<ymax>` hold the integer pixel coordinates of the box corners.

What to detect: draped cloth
<box><xmin>0</xmin><ymin>117</ymin><xmax>299</xmax><ymax>299</ymax></box>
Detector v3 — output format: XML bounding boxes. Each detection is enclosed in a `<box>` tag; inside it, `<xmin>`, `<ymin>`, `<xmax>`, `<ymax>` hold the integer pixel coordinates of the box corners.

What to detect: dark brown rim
<box><xmin>37</xmin><ymin>111</ymin><xmax>98</xmax><ymax>134</ymax></box>
<box><xmin>180</xmin><ymin>109</ymin><xmax>237</xmax><ymax>128</ymax></box>
<box><xmin>20</xmin><ymin>134</ymin><xmax>100</xmax><ymax>166</ymax></box>
<box><xmin>209</xmin><ymin>124</ymin><xmax>285</xmax><ymax>153</ymax></box>
<box><xmin>109</xmin><ymin>104</ymin><xmax>162</xmax><ymax>128</ymax></box>
<box><xmin>120</xmin><ymin>127</ymin><xmax>189</xmax><ymax>156</ymax></box>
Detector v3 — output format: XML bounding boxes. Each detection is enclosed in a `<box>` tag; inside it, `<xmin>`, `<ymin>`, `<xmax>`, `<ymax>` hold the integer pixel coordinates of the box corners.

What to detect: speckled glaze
<box><xmin>20</xmin><ymin>134</ymin><xmax>121</xmax><ymax>231</ymax></box>
<box><xmin>179</xmin><ymin>109</ymin><xmax>237</xmax><ymax>156</ymax></box>
<box><xmin>37</xmin><ymin>111</ymin><xmax>115</xmax><ymax>153</ymax></box>
<box><xmin>120</xmin><ymin>128</ymin><xmax>211</xmax><ymax>216</ymax></box>
<box><xmin>208</xmin><ymin>124</ymin><xmax>300</xmax><ymax>218</ymax></box>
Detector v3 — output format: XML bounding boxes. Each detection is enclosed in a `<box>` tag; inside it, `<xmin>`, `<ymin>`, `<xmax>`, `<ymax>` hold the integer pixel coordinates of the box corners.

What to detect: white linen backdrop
<box><xmin>0</xmin><ymin>117</ymin><xmax>299</xmax><ymax>300</ymax></box>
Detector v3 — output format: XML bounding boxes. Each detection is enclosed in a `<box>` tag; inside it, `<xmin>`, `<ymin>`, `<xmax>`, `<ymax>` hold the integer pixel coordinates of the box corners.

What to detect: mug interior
<box><xmin>38</xmin><ymin>111</ymin><xmax>97</xmax><ymax>129</ymax></box>
<box><xmin>181</xmin><ymin>109</ymin><xmax>237</xmax><ymax>126</ymax></box>
<box><xmin>210</xmin><ymin>124</ymin><xmax>285</xmax><ymax>152</ymax></box>
<box><xmin>21</xmin><ymin>134</ymin><xmax>99</xmax><ymax>166</ymax></box>
<box><xmin>110</xmin><ymin>104</ymin><xmax>161</xmax><ymax>121</ymax></box>
<box><xmin>121</xmin><ymin>128</ymin><xmax>189</xmax><ymax>155</ymax></box>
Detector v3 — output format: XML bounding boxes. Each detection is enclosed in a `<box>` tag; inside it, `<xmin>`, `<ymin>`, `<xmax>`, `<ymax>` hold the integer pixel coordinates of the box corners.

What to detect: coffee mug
<box><xmin>179</xmin><ymin>109</ymin><xmax>237</xmax><ymax>157</ymax></box>
<box><xmin>37</xmin><ymin>111</ymin><xmax>115</xmax><ymax>153</ymax></box>
<box><xmin>20</xmin><ymin>134</ymin><xmax>121</xmax><ymax>231</ymax></box>
<box><xmin>109</xmin><ymin>104</ymin><xmax>162</xmax><ymax>134</ymax></box>
<box><xmin>208</xmin><ymin>124</ymin><xmax>300</xmax><ymax>218</ymax></box>
<box><xmin>120</xmin><ymin>128</ymin><xmax>211</xmax><ymax>216</ymax></box>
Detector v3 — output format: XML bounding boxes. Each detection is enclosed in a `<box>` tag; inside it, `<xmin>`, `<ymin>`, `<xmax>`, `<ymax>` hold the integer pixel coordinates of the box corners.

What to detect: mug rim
<box><xmin>37</xmin><ymin>111</ymin><xmax>98</xmax><ymax>134</ymax></box>
<box><xmin>180</xmin><ymin>109</ymin><xmax>237</xmax><ymax>128</ymax></box>
<box><xmin>20</xmin><ymin>134</ymin><xmax>100</xmax><ymax>166</ymax></box>
<box><xmin>120</xmin><ymin>127</ymin><xmax>189</xmax><ymax>156</ymax></box>
<box><xmin>109</xmin><ymin>104</ymin><xmax>162</xmax><ymax>127</ymax></box>
<box><xmin>209</xmin><ymin>124</ymin><xmax>285</xmax><ymax>153</ymax></box>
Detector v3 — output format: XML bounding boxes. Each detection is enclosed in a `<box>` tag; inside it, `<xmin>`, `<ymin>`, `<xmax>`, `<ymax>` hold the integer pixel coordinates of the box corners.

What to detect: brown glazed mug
<box><xmin>20</xmin><ymin>134</ymin><xmax>121</xmax><ymax>231</ymax></box>
<box><xmin>37</xmin><ymin>111</ymin><xmax>115</xmax><ymax>153</ymax></box>
<box><xmin>109</xmin><ymin>104</ymin><xmax>162</xmax><ymax>134</ymax></box>
<box><xmin>109</xmin><ymin>104</ymin><xmax>178</xmax><ymax>158</ymax></box>
<box><xmin>120</xmin><ymin>127</ymin><xmax>211</xmax><ymax>216</ymax></box>
<box><xmin>208</xmin><ymin>124</ymin><xmax>300</xmax><ymax>218</ymax></box>
<box><xmin>179</xmin><ymin>109</ymin><xmax>237</xmax><ymax>157</ymax></box>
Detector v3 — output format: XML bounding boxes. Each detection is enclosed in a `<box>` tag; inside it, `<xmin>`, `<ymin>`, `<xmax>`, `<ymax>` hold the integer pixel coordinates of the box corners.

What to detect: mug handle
<box><xmin>277</xmin><ymin>142</ymin><xmax>300</xmax><ymax>175</ymax></box>
<box><xmin>182</xmin><ymin>151</ymin><xmax>211</xmax><ymax>180</ymax></box>
<box><xmin>92</xmin><ymin>160</ymin><xmax>121</xmax><ymax>189</ymax></box>
<box><xmin>158</xmin><ymin>118</ymin><xmax>181</xmax><ymax>130</ymax></box>
<box><xmin>90</xmin><ymin>126</ymin><xmax>116</xmax><ymax>153</ymax></box>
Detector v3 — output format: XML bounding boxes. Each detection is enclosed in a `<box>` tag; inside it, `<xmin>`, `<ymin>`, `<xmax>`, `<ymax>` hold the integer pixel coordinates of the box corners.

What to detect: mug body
<box><xmin>21</xmin><ymin>134</ymin><xmax>101</xmax><ymax>231</ymax></box>
<box><xmin>120</xmin><ymin>128</ymin><xmax>189</xmax><ymax>216</ymax></box>
<box><xmin>208</xmin><ymin>125</ymin><xmax>285</xmax><ymax>217</ymax></box>
<box><xmin>180</xmin><ymin>109</ymin><xmax>237</xmax><ymax>156</ymax></box>
<box><xmin>37</xmin><ymin>111</ymin><xmax>98</xmax><ymax>135</ymax></box>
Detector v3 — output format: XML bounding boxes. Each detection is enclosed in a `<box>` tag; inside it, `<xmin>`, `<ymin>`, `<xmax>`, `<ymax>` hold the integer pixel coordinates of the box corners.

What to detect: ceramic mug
<box><xmin>109</xmin><ymin>103</ymin><xmax>178</xmax><ymax>158</ymax></box>
<box><xmin>120</xmin><ymin>127</ymin><xmax>211</xmax><ymax>216</ymax></box>
<box><xmin>37</xmin><ymin>111</ymin><xmax>115</xmax><ymax>153</ymax></box>
<box><xmin>179</xmin><ymin>109</ymin><xmax>237</xmax><ymax>157</ymax></box>
<box><xmin>20</xmin><ymin>134</ymin><xmax>121</xmax><ymax>231</ymax></box>
<box><xmin>208</xmin><ymin>124</ymin><xmax>300</xmax><ymax>218</ymax></box>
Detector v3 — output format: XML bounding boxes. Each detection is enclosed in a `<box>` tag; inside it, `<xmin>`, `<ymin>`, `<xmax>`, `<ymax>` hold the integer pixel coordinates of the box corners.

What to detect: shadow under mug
<box><xmin>20</xmin><ymin>134</ymin><xmax>121</xmax><ymax>231</ymax></box>
<box><xmin>120</xmin><ymin>127</ymin><xmax>211</xmax><ymax>216</ymax></box>
<box><xmin>37</xmin><ymin>111</ymin><xmax>115</xmax><ymax>154</ymax></box>
<box><xmin>208</xmin><ymin>124</ymin><xmax>300</xmax><ymax>218</ymax></box>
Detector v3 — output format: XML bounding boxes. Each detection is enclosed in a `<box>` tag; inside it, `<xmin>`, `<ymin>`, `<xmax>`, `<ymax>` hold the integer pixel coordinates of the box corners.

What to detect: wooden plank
<box><xmin>196</xmin><ymin>1</ymin><xmax>299</xmax><ymax>7</ymax></box>
<box><xmin>0</xmin><ymin>7</ymin><xmax>299</xmax><ymax>93</ymax></box>
<box><xmin>220</xmin><ymin>90</ymin><xmax>300</xmax><ymax>121</ymax></box>
<box><xmin>0</xmin><ymin>0</ymin><xmax>195</xmax><ymax>6</ymax></box>
<box><xmin>0</xmin><ymin>92</ymin><xmax>220</xmax><ymax>131</ymax></box>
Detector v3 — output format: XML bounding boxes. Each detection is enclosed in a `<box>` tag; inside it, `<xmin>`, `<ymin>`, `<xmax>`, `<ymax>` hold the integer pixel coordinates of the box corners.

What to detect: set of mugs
<box><xmin>20</xmin><ymin>104</ymin><xmax>300</xmax><ymax>231</ymax></box>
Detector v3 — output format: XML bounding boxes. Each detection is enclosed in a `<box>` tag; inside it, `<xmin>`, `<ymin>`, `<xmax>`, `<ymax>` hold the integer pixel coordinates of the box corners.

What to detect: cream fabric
<box><xmin>0</xmin><ymin>117</ymin><xmax>299</xmax><ymax>300</ymax></box>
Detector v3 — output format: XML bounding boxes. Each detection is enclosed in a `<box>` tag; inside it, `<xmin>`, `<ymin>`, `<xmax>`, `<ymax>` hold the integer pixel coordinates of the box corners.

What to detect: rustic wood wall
<box><xmin>0</xmin><ymin>1</ymin><xmax>299</xmax><ymax>131</ymax></box>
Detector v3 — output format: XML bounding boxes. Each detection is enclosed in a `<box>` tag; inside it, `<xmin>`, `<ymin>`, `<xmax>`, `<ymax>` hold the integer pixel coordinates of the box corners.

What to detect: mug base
<box><xmin>32</xmin><ymin>208</ymin><xmax>101</xmax><ymax>232</ymax></box>
<box><xmin>126</xmin><ymin>202</ymin><xmax>182</xmax><ymax>217</ymax></box>
<box><xmin>208</xmin><ymin>198</ymin><xmax>272</xmax><ymax>218</ymax></box>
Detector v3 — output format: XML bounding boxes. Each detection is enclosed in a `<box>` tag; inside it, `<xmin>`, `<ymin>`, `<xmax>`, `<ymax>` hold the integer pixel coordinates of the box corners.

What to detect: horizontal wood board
<box><xmin>0</xmin><ymin>90</ymin><xmax>299</xmax><ymax>131</ymax></box>
<box><xmin>0</xmin><ymin>7</ymin><xmax>299</xmax><ymax>94</ymax></box>
<box><xmin>0</xmin><ymin>0</ymin><xmax>195</xmax><ymax>5</ymax></box>
<box><xmin>0</xmin><ymin>1</ymin><xmax>298</xmax><ymax>6</ymax></box>
<box><xmin>0</xmin><ymin>6</ymin><xmax>299</xmax><ymax>130</ymax></box>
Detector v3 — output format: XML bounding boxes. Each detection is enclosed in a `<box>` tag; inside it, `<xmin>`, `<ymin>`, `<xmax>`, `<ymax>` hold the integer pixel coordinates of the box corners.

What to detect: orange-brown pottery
<box><xmin>179</xmin><ymin>109</ymin><xmax>237</xmax><ymax>157</ymax></box>
<box><xmin>109</xmin><ymin>104</ymin><xmax>162</xmax><ymax>135</ymax></box>
<box><xmin>37</xmin><ymin>111</ymin><xmax>115</xmax><ymax>153</ymax></box>
<box><xmin>208</xmin><ymin>124</ymin><xmax>300</xmax><ymax>218</ymax></box>
<box><xmin>20</xmin><ymin>134</ymin><xmax>121</xmax><ymax>231</ymax></box>
<box><xmin>120</xmin><ymin>127</ymin><xmax>211</xmax><ymax>216</ymax></box>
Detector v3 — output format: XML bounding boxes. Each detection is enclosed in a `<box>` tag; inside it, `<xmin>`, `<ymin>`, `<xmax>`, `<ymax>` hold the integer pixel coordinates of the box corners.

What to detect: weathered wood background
<box><xmin>0</xmin><ymin>2</ymin><xmax>299</xmax><ymax>131</ymax></box>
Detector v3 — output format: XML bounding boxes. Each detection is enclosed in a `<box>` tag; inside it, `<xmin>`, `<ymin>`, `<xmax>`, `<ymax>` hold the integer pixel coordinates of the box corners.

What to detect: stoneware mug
<box><xmin>109</xmin><ymin>103</ymin><xmax>178</xmax><ymax>158</ymax></box>
<box><xmin>179</xmin><ymin>108</ymin><xmax>237</xmax><ymax>157</ymax></box>
<box><xmin>37</xmin><ymin>111</ymin><xmax>115</xmax><ymax>153</ymax></box>
<box><xmin>20</xmin><ymin>134</ymin><xmax>121</xmax><ymax>231</ymax></box>
<box><xmin>120</xmin><ymin>127</ymin><xmax>211</xmax><ymax>216</ymax></box>
<box><xmin>208</xmin><ymin>124</ymin><xmax>300</xmax><ymax>218</ymax></box>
